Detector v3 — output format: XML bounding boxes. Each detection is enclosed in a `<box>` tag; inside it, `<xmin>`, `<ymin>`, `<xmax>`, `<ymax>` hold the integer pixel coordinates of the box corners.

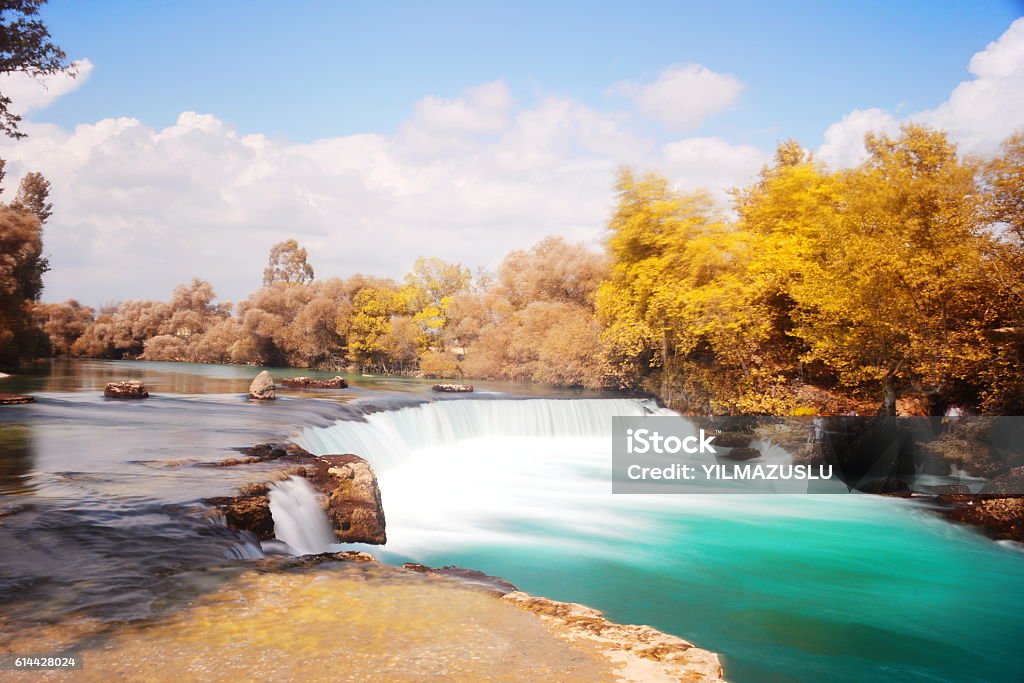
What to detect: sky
<box><xmin>1</xmin><ymin>0</ymin><xmax>1023</xmax><ymax>305</ymax></box>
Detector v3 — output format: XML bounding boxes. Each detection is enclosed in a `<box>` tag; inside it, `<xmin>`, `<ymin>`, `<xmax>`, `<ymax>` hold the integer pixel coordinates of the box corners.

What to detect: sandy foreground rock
<box><xmin>0</xmin><ymin>560</ymin><xmax>725</xmax><ymax>682</ymax></box>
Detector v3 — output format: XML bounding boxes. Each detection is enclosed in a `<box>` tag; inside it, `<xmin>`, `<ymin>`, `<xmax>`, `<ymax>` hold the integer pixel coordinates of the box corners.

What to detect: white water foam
<box><xmin>292</xmin><ymin>398</ymin><xmax>838</xmax><ymax>557</ymax></box>
<box><xmin>267</xmin><ymin>475</ymin><xmax>336</xmax><ymax>555</ymax></box>
<box><xmin>295</xmin><ymin>397</ymin><xmax>673</xmax><ymax>470</ymax></box>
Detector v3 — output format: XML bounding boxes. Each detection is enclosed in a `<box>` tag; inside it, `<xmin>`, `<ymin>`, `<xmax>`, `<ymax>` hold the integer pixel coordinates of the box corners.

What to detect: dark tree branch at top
<box><xmin>0</xmin><ymin>0</ymin><xmax>72</xmax><ymax>139</ymax></box>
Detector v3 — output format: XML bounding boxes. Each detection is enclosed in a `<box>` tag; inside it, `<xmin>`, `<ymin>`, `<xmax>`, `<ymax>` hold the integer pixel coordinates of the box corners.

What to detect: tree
<box><xmin>984</xmin><ymin>130</ymin><xmax>1024</xmax><ymax>242</ymax></box>
<box><xmin>0</xmin><ymin>0</ymin><xmax>73</xmax><ymax>139</ymax></box>
<box><xmin>402</xmin><ymin>257</ymin><xmax>470</xmax><ymax>348</ymax></box>
<box><xmin>0</xmin><ymin>204</ymin><xmax>47</xmax><ymax>365</ymax></box>
<box><xmin>596</xmin><ymin>169</ymin><xmax>756</xmax><ymax>410</ymax></box>
<box><xmin>33</xmin><ymin>299</ymin><xmax>93</xmax><ymax>355</ymax></box>
<box><xmin>263</xmin><ymin>239</ymin><xmax>314</xmax><ymax>286</ymax></box>
<box><xmin>10</xmin><ymin>170</ymin><xmax>51</xmax><ymax>223</ymax></box>
<box><xmin>789</xmin><ymin>126</ymin><xmax>990</xmax><ymax>414</ymax></box>
<box><xmin>345</xmin><ymin>286</ymin><xmax>408</xmax><ymax>371</ymax></box>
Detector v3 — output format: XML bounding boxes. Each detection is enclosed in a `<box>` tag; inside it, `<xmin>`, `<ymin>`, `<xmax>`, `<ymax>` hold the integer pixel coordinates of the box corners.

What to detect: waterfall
<box><xmin>267</xmin><ymin>475</ymin><xmax>336</xmax><ymax>555</ymax></box>
<box><xmin>295</xmin><ymin>397</ymin><xmax>671</xmax><ymax>469</ymax></box>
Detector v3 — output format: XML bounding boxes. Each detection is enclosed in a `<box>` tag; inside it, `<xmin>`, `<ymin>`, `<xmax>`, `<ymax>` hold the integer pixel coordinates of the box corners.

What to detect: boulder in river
<box><xmin>248</xmin><ymin>371</ymin><xmax>275</xmax><ymax>400</ymax></box>
<box><xmin>300</xmin><ymin>454</ymin><xmax>387</xmax><ymax>544</ymax></box>
<box><xmin>280</xmin><ymin>376</ymin><xmax>348</xmax><ymax>389</ymax></box>
<box><xmin>207</xmin><ymin>448</ymin><xmax>386</xmax><ymax>546</ymax></box>
<box><xmin>432</xmin><ymin>383</ymin><xmax>473</xmax><ymax>393</ymax></box>
<box><xmin>103</xmin><ymin>381</ymin><xmax>149</xmax><ymax>399</ymax></box>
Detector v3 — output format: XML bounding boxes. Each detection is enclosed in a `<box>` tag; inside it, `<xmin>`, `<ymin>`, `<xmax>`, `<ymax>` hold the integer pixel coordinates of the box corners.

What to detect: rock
<box><xmin>402</xmin><ymin>563</ymin><xmax>519</xmax><ymax>595</ymax></box>
<box><xmin>858</xmin><ymin>478</ymin><xmax>912</xmax><ymax>497</ymax></box>
<box><xmin>432</xmin><ymin>383</ymin><xmax>473</xmax><ymax>393</ymax></box>
<box><xmin>0</xmin><ymin>393</ymin><xmax>34</xmax><ymax>405</ymax></box>
<box><xmin>937</xmin><ymin>494</ymin><xmax>1024</xmax><ymax>542</ymax></box>
<box><xmin>981</xmin><ymin>466</ymin><xmax>1024</xmax><ymax>495</ymax></box>
<box><xmin>219</xmin><ymin>441</ymin><xmax>312</xmax><ymax>465</ymax></box>
<box><xmin>280</xmin><ymin>376</ymin><xmax>348</xmax><ymax>389</ymax></box>
<box><xmin>206</xmin><ymin>483</ymin><xmax>275</xmax><ymax>540</ymax></box>
<box><xmin>103</xmin><ymin>381</ymin><xmax>148</xmax><ymax>399</ymax></box>
<box><xmin>301</xmin><ymin>454</ymin><xmax>387</xmax><ymax>544</ymax></box>
<box><xmin>207</xmin><ymin>445</ymin><xmax>386</xmax><ymax>546</ymax></box>
<box><xmin>258</xmin><ymin>550</ymin><xmax>377</xmax><ymax>571</ymax></box>
<box><xmin>502</xmin><ymin>591</ymin><xmax>726</xmax><ymax>682</ymax></box>
<box><xmin>722</xmin><ymin>446</ymin><xmax>760</xmax><ymax>461</ymax></box>
<box><xmin>248</xmin><ymin>371</ymin><xmax>275</xmax><ymax>400</ymax></box>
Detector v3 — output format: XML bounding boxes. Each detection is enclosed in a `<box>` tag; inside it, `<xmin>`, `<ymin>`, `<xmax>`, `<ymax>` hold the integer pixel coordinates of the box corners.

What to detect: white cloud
<box><xmin>0</xmin><ymin>59</ymin><xmax>93</xmax><ymax>115</ymax></box>
<box><xmin>611</xmin><ymin>64</ymin><xmax>742</xmax><ymax>130</ymax></box>
<box><xmin>818</xmin><ymin>18</ymin><xmax>1024</xmax><ymax>166</ymax></box>
<box><xmin>916</xmin><ymin>17</ymin><xmax>1024</xmax><ymax>154</ymax></box>
<box><xmin>817</xmin><ymin>108</ymin><xmax>899</xmax><ymax>168</ymax></box>
<box><xmin>661</xmin><ymin>137</ymin><xmax>767</xmax><ymax>199</ymax></box>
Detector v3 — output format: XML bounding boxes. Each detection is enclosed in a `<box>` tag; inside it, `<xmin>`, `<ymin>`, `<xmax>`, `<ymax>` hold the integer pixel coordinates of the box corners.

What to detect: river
<box><xmin>1</xmin><ymin>359</ymin><xmax>1022</xmax><ymax>682</ymax></box>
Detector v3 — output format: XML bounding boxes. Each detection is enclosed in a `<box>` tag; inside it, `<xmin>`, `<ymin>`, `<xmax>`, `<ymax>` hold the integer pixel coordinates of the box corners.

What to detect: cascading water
<box><xmin>267</xmin><ymin>475</ymin><xmax>336</xmax><ymax>555</ymax></box>
<box><xmin>296</xmin><ymin>397</ymin><xmax>673</xmax><ymax>469</ymax></box>
<box><xmin>290</xmin><ymin>396</ymin><xmax>1024</xmax><ymax>683</ymax></box>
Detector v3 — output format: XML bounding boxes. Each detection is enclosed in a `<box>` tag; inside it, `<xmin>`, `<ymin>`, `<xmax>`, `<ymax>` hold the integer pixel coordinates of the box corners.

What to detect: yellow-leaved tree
<box><xmin>788</xmin><ymin>126</ymin><xmax>992</xmax><ymax>413</ymax></box>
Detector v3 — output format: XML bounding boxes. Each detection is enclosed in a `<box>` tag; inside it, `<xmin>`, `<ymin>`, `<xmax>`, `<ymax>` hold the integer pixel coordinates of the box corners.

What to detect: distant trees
<box><xmin>32</xmin><ymin>299</ymin><xmax>92</xmax><ymax>355</ymax></box>
<box><xmin>448</xmin><ymin>237</ymin><xmax>608</xmax><ymax>387</ymax></box>
<box><xmin>20</xmin><ymin>123</ymin><xmax>1024</xmax><ymax>414</ymax></box>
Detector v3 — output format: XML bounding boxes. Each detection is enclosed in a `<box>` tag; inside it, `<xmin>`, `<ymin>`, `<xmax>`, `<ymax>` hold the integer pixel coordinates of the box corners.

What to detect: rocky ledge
<box><xmin>205</xmin><ymin>443</ymin><xmax>386</xmax><ymax>545</ymax></box>
<box><xmin>280</xmin><ymin>376</ymin><xmax>348</xmax><ymax>389</ymax></box>
<box><xmin>503</xmin><ymin>591</ymin><xmax>726</xmax><ymax>682</ymax></box>
<box><xmin>103</xmin><ymin>381</ymin><xmax>149</xmax><ymax>399</ymax></box>
<box><xmin>432</xmin><ymin>383</ymin><xmax>474</xmax><ymax>393</ymax></box>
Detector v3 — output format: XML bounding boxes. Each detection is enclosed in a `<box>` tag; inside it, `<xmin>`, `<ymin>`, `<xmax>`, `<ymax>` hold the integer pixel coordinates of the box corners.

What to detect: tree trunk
<box><xmin>883</xmin><ymin>375</ymin><xmax>898</xmax><ymax>416</ymax></box>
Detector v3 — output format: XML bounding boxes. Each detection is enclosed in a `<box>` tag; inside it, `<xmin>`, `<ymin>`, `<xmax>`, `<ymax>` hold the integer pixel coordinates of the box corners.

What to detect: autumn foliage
<box><xmin>14</xmin><ymin>125</ymin><xmax>1024</xmax><ymax>415</ymax></box>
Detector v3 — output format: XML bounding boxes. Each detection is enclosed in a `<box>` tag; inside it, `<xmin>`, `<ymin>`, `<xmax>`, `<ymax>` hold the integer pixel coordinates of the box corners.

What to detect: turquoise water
<box><xmin>426</xmin><ymin>501</ymin><xmax>1024</xmax><ymax>682</ymax></box>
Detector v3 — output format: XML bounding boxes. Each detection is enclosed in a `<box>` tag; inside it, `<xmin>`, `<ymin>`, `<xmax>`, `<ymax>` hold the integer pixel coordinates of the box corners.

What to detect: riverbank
<box><xmin>0</xmin><ymin>555</ymin><xmax>725</xmax><ymax>682</ymax></box>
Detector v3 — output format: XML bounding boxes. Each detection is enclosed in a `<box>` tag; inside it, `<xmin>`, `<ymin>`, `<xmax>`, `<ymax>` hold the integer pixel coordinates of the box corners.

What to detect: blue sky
<box><xmin>2</xmin><ymin>2</ymin><xmax>1022</xmax><ymax>304</ymax></box>
<box><xmin>39</xmin><ymin>0</ymin><xmax>1022</xmax><ymax>148</ymax></box>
